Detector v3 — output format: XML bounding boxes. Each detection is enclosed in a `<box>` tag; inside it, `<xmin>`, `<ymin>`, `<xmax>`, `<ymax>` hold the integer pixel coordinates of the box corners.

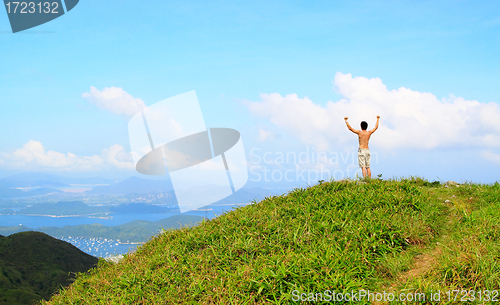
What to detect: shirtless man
<box><xmin>344</xmin><ymin>115</ymin><xmax>380</xmax><ymax>178</ymax></box>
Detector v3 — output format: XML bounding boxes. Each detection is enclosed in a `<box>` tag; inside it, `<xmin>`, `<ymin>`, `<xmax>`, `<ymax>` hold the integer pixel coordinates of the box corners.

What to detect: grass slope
<box><xmin>43</xmin><ymin>178</ymin><xmax>500</xmax><ymax>304</ymax></box>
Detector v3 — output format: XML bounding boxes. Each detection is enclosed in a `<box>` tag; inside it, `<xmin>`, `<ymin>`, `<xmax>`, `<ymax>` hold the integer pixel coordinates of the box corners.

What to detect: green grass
<box><xmin>0</xmin><ymin>231</ymin><xmax>98</xmax><ymax>305</ymax></box>
<box><xmin>401</xmin><ymin>182</ymin><xmax>500</xmax><ymax>303</ymax></box>
<box><xmin>42</xmin><ymin>178</ymin><xmax>500</xmax><ymax>304</ymax></box>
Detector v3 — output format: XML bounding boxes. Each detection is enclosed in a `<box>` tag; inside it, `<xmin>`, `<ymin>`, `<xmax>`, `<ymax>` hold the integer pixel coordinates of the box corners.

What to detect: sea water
<box><xmin>0</xmin><ymin>203</ymin><xmax>251</xmax><ymax>228</ymax></box>
<box><xmin>59</xmin><ymin>236</ymin><xmax>139</xmax><ymax>258</ymax></box>
<box><xmin>0</xmin><ymin>202</ymin><xmax>253</xmax><ymax>258</ymax></box>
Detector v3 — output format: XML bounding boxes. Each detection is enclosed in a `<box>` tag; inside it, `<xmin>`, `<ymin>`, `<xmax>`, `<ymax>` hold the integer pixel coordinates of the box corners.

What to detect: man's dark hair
<box><xmin>361</xmin><ymin>121</ymin><xmax>368</xmax><ymax>130</ymax></box>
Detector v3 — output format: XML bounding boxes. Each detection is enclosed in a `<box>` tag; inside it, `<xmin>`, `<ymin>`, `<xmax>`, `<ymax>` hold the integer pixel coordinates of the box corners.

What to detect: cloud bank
<box><xmin>245</xmin><ymin>72</ymin><xmax>500</xmax><ymax>151</ymax></box>
<box><xmin>0</xmin><ymin>141</ymin><xmax>134</xmax><ymax>171</ymax></box>
<box><xmin>82</xmin><ymin>86</ymin><xmax>146</xmax><ymax>117</ymax></box>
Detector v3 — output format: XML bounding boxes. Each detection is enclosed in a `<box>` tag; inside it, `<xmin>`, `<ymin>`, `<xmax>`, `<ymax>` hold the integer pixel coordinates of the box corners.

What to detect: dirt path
<box><xmin>372</xmin><ymin>189</ymin><xmax>473</xmax><ymax>304</ymax></box>
<box><xmin>371</xmin><ymin>239</ymin><xmax>445</xmax><ymax>305</ymax></box>
<box><xmin>391</xmin><ymin>239</ymin><xmax>444</xmax><ymax>289</ymax></box>
<box><xmin>373</xmin><ymin>213</ymin><xmax>455</xmax><ymax>304</ymax></box>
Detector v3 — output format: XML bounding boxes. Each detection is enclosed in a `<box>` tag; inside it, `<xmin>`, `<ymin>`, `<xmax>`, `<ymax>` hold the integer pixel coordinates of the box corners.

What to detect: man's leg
<box><xmin>365</xmin><ymin>149</ymin><xmax>371</xmax><ymax>179</ymax></box>
<box><xmin>358</xmin><ymin>149</ymin><xmax>365</xmax><ymax>178</ymax></box>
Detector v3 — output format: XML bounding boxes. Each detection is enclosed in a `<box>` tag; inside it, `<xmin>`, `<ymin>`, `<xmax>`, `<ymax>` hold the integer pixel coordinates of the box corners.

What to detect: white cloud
<box><xmin>480</xmin><ymin>150</ymin><xmax>500</xmax><ymax>164</ymax></box>
<box><xmin>258</xmin><ymin>129</ymin><xmax>272</xmax><ymax>141</ymax></box>
<box><xmin>0</xmin><ymin>141</ymin><xmax>134</xmax><ymax>171</ymax></box>
<box><xmin>101</xmin><ymin>144</ymin><xmax>135</xmax><ymax>170</ymax></box>
<box><xmin>82</xmin><ymin>86</ymin><xmax>146</xmax><ymax>117</ymax></box>
<box><xmin>245</xmin><ymin>93</ymin><xmax>333</xmax><ymax>150</ymax></box>
<box><xmin>245</xmin><ymin>72</ymin><xmax>500</xmax><ymax>151</ymax></box>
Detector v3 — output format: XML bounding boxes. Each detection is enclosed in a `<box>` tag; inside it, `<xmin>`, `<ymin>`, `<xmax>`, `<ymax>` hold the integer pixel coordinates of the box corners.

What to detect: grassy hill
<box><xmin>42</xmin><ymin>178</ymin><xmax>500</xmax><ymax>304</ymax></box>
<box><xmin>0</xmin><ymin>232</ymin><xmax>98</xmax><ymax>305</ymax></box>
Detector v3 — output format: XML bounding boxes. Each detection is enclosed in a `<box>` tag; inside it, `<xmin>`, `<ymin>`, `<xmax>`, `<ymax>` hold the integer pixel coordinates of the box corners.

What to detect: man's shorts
<box><xmin>358</xmin><ymin>148</ymin><xmax>370</xmax><ymax>168</ymax></box>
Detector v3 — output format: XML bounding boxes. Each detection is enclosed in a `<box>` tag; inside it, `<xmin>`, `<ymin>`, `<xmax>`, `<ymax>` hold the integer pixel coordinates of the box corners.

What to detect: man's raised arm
<box><xmin>370</xmin><ymin>115</ymin><xmax>380</xmax><ymax>133</ymax></box>
<box><xmin>344</xmin><ymin>117</ymin><xmax>359</xmax><ymax>134</ymax></box>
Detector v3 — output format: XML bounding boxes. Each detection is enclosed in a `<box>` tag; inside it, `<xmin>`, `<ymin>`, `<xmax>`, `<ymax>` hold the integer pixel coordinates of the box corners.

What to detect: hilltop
<box><xmin>43</xmin><ymin>178</ymin><xmax>500</xmax><ymax>304</ymax></box>
<box><xmin>0</xmin><ymin>231</ymin><xmax>98</xmax><ymax>305</ymax></box>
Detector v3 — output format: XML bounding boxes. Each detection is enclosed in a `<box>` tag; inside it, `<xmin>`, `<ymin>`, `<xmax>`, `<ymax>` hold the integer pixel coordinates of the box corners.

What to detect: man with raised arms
<box><xmin>344</xmin><ymin>115</ymin><xmax>380</xmax><ymax>179</ymax></box>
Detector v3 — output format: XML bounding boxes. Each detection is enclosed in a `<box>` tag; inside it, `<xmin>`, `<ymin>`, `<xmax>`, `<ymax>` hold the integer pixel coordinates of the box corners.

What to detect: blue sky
<box><xmin>1</xmin><ymin>0</ymin><xmax>499</xmax><ymax>184</ymax></box>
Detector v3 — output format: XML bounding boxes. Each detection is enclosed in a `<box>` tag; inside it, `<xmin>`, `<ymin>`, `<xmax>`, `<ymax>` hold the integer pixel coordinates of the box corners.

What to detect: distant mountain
<box><xmin>7</xmin><ymin>186</ymin><xmax>278</xmax><ymax>215</ymax></box>
<box><xmin>0</xmin><ymin>231</ymin><xmax>98</xmax><ymax>305</ymax></box>
<box><xmin>0</xmin><ymin>186</ymin><xmax>27</xmax><ymax>198</ymax></box>
<box><xmin>16</xmin><ymin>201</ymin><xmax>106</xmax><ymax>216</ymax></box>
<box><xmin>0</xmin><ymin>172</ymin><xmax>113</xmax><ymax>188</ymax></box>
<box><xmin>14</xmin><ymin>201</ymin><xmax>175</xmax><ymax>216</ymax></box>
<box><xmin>25</xmin><ymin>187</ymin><xmax>63</xmax><ymax>196</ymax></box>
<box><xmin>0</xmin><ymin>186</ymin><xmax>62</xmax><ymax>199</ymax></box>
<box><xmin>109</xmin><ymin>202</ymin><xmax>176</xmax><ymax>213</ymax></box>
<box><xmin>0</xmin><ymin>172</ymin><xmax>68</xmax><ymax>188</ymax></box>
<box><xmin>64</xmin><ymin>177</ymin><xmax>114</xmax><ymax>185</ymax></box>
<box><xmin>0</xmin><ymin>225</ymin><xmax>32</xmax><ymax>236</ymax></box>
<box><xmin>41</xmin><ymin>214</ymin><xmax>203</xmax><ymax>242</ymax></box>
<box><xmin>0</xmin><ymin>208</ymin><xmax>15</xmax><ymax>215</ymax></box>
<box><xmin>87</xmin><ymin>176</ymin><xmax>173</xmax><ymax>195</ymax></box>
<box><xmin>0</xmin><ymin>215</ymin><xmax>204</xmax><ymax>243</ymax></box>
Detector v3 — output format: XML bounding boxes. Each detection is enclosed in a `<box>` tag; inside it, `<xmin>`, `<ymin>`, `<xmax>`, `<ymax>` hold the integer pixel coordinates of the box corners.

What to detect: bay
<box><xmin>0</xmin><ymin>202</ymin><xmax>251</xmax><ymax>229</ymax></box>
<box><xmin>0</xmin><ymin>202</ymin><xmax>252</xmax><ymax>257</ymax></box>
<box><xmin>58</xmin><ymin>236</ymin><xmax>138</xmax><ymax>258</ymax></box>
